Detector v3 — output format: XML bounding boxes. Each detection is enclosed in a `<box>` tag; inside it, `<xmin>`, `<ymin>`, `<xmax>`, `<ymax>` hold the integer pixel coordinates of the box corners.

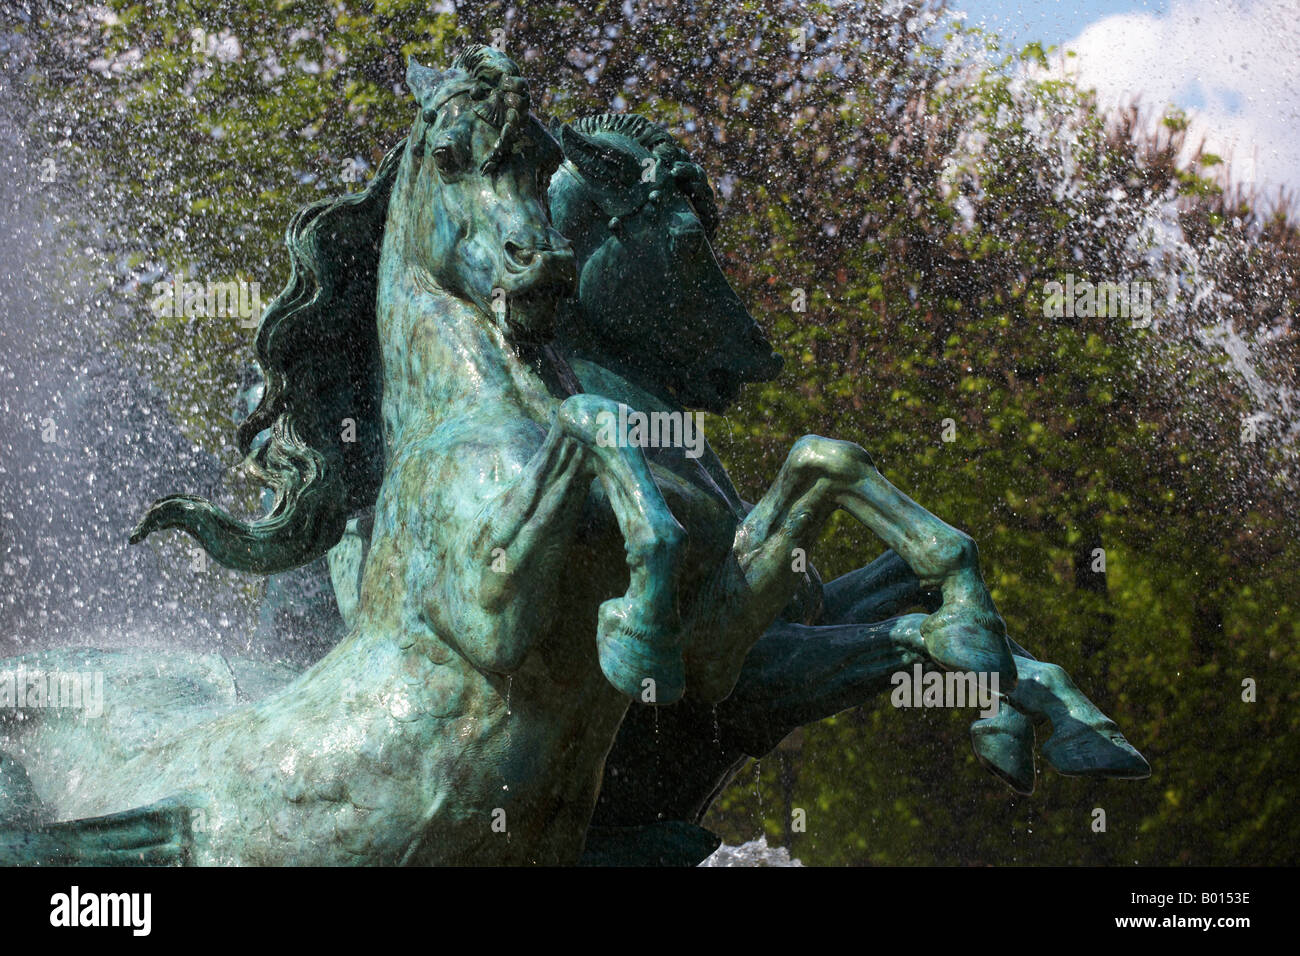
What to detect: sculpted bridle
<box><xmin>555</xmin><ymin>121</ymin><xmax>719</xmax><ymax>242</ymax></box>
<box><xmin>409</xmin><ymin>48</ymin><xmax>559</xmax><ymax>178</ymax></box>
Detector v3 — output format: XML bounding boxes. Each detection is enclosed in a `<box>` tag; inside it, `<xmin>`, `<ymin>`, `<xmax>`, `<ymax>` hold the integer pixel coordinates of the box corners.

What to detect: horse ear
<box><xmin>406</xmin><ymin>57</ymin><xmax>444</xmax><ymax>105</ymax></box>
<box><xmin>558</xmin><ymin>124</ymin><xmax>640</xmax><ymax>187</ymax></box>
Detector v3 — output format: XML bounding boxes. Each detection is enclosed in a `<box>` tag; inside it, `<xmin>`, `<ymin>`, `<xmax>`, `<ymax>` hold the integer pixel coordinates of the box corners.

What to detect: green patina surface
<box><xmin>0</xmin><ymin>45</ymin><xmax>1147</xmax><ymax>866</ymax></box>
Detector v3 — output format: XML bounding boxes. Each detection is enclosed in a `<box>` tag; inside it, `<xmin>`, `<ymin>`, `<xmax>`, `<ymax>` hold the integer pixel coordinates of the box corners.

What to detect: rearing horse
<box><xmin>3</xmin><ymin>46</ymin><xmax>693</xmax><ymax>865</ymax></box>
<box><xmin>542</xmin><ymin>114</ymin><xmax>1151</xmax><ymax>860</ymax></box>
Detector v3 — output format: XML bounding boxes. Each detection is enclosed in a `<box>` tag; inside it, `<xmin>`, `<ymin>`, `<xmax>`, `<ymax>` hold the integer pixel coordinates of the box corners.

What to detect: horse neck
<box><xmin>375</xmin><ymin>231</ymin><xmax>559</xmax><ymax>443</ymax></box>
<box><xmin>565</xmin><ymin>348</ymin><xmax>678</xmax><ymax>413</ymax></box>
<box><xmin>560</xmin><ymin>300</ymin><xmax>750</xmax><ymax>515</ymax></box>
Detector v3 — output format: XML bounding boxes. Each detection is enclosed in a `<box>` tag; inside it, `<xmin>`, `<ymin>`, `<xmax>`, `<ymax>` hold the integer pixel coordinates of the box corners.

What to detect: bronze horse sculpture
<box><xmin>5</xmin><ymin>45</ymin><xmax>690</xmax><ymax>864</ymax></box>
<box><xmin>314</xmin><ymin>109</ymin><xmax>1149</xmax><ymax>863</ymax></box>
<box><xmin>541</xmin><ymin>114</ymin><xmax>1149</xmax><ymax>861</ymax></box>
<box><xmin>0</xmin><ymin>46</ymin><xmax>1147</xmax><ymax>866</ymax></box>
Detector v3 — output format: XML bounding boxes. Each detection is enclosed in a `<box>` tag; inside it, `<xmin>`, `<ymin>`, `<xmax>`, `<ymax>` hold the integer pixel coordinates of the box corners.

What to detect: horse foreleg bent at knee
<box><xmin>816</xmin><ymin>550</ymin><xmax>1149</xmax><ymax>789</ymax></box>
<box><xmin>430</xmin><ymin>394</ymin><xmax>689</xmax><ymax>700</ymax></box>
<box><xmin>683</xmin><ymin>434</ymin><xmax>1014</xmax><ymax>703</ymax></box>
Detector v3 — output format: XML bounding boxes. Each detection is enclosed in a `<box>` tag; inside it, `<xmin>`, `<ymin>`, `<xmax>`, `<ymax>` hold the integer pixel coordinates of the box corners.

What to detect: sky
<box><xmin>955</xmin><ymin>0</ymin><xmax>1300</xmax><ymax>201</ymax></box>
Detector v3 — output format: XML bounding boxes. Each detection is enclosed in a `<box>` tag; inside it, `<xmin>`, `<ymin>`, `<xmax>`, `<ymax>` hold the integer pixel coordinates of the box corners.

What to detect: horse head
<box><xmin>397</xmin><ymin>46</ymin><xmax>576</xmax><ymax>344</ymax></box>
<box><xmin>131</xmin><ymin>46</ymin><xmax>579</xmax><ymax>575</ymax></box>
<box><xmin>548</xmin><ymin>114</ymin><xmax>782</xmax><ymax>412</ymax></box>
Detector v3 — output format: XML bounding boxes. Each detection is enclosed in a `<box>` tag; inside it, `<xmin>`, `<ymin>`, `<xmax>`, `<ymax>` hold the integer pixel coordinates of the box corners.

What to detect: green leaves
<box><xmin>24</xmin><ymin>0</ymin><xmax>1297</xmax><ymax>865</ymax></box>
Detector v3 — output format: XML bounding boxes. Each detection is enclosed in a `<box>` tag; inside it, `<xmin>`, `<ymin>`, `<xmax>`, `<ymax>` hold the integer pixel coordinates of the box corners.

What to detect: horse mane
<box><xmin>132</xmin><ymin>43</ymin><xmax>537</xmax><ymax>575</ymax></box>
<box><xmin>238</xmin><ymin>140</ymin><xmax>406</xmax><ymax>522</ymax></box>
<box><xmin>570</xmin><ymin>113</ymin><xmax>719</xmax><ymax>237</ymax></box>
<box><xmin>131</xmin><ymin>140</ymin><xmax>404</xmax><ymax>574</ymax></box>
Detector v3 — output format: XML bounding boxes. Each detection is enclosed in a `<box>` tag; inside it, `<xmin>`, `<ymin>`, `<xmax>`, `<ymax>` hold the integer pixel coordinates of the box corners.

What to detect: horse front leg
<box><xmin>685</xmin><ymin>434</ymin><xmax>1014</xmax><ymax>702</ymax></box>
<box><xmin>819</xmin><ymin>549</ymin><xmax>940</xmax><ymax>623</ymax></box>
<box><xmin>432</xmin><ymin>394</ymin><xmax>688</xmax><ymax>700</ymax></box>
<box><xmin>968</xmin><ymin>660</ymin><xmax>1150</xmax><ymax>791</ymax></box>
<box><xmin>719</xmin><ymin>616</ymin><xmax>1147</xmax><ymax>796</ymax></box>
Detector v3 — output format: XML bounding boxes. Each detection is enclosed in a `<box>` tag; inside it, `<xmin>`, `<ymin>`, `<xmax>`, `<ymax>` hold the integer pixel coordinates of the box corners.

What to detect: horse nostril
<box><xmin>504</xmin><ymin>241</ymin><xmax>535</xmax><ymax>267</ymax></box>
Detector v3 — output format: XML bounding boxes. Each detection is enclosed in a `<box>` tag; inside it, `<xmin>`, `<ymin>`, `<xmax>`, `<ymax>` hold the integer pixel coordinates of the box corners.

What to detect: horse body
<box><xmin>0</xmin><ymin>53</ymin><xmax>1148</xmax><ymax>866</ymax></box>
<box><xmin>1</xmin><ymin>46</ymin><xmax>715</xmax><ymax>866</ymax></box>
<box><xmin>0</xmin><ymin>629</ymin><xmax>618</xmax><ymax>864</ymax></box>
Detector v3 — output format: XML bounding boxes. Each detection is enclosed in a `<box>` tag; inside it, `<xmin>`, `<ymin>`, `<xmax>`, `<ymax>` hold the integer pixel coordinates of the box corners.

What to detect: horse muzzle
<box><xmin>498</xmin><ymin>248</ymin><xmax>577</xmax><ymax>343</ymax></box>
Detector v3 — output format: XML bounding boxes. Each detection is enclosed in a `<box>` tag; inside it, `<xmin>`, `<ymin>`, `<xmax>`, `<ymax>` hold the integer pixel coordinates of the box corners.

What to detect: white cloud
<box><xmin>1055</xmin><ymin>0</ymin><xmax>1300</xmax><ymax>201</ymax></box>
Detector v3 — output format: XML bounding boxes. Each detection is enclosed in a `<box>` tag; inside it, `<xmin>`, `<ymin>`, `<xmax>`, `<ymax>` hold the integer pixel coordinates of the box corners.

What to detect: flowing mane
<box><xmin>570</xmin><ymin>112</ymin><xmax>719</xmax><ymax>236</ymax></box>
<box><xmin>132</xmin><ymin>45</ymin><xmax>547</xmax><ymax>575</ymax></box>
<box><xmin>131</xmin><ymin>144</ymin><xmax>402</xmax><ymax>573</ymax></box>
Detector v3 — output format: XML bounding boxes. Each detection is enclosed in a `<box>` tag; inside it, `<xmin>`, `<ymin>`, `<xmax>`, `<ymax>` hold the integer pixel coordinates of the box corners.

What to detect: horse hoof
<box><xmin>596</xmin><ymin>599</ymin><xmax>685</xmax><ymax>704</ymax></box>
<box><xmin>970</xmin><ymin>704</ymin><xmax>1036</xmax><ymax>795</ymax></box>
<box><xmin>920</xmin><ymin>604</ymin><xmax>1017</xmax><ymax>687</ymax></box>
<box><xmin>1040</xmin><ymin>716</ymin><xmax>1151</xmax><ymax>779</ymax></box>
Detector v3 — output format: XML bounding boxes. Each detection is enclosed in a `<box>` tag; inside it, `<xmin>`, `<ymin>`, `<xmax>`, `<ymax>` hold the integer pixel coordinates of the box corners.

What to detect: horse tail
<box><xmin>131</xmin><ymin>140</ymin><xmax>405</xmax><ymax>574</ymax></box>
<box><xmin>129</xmin><ymin>416</ymin><xmax>348</xmax><ymax>575</ymax></box>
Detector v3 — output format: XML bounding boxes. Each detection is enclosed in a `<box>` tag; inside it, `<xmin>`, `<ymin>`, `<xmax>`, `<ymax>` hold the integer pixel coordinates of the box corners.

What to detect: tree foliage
<box><xmin>6</xmin><ymin>0</ymin><xmax>1298</xmax><ymax>864</ymax></box>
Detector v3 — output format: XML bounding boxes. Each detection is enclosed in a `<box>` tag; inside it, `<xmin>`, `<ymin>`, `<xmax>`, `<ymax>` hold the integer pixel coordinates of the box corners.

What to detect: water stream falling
<box><xmin>0</xmin><ymin>70</ymin><xmax>261</xmax><ymax>662</ymax></box>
